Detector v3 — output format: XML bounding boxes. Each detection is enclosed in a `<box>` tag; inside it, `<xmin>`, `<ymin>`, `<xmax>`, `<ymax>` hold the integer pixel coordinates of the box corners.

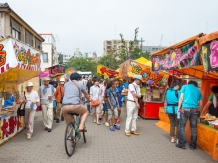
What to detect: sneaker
<box><xmin>105</xmin><ymin>122</ymin><xmax>109</xmax><ymax>127</ymax></box>
<box><xmin>175</xmin><ymin>144</ymin><xmax>186</xmax><ymax>149</ymax></box>
<box><xmin>48</xmin><ymin>128</ymin><xmax>52</xmax><ymax>132</ymax></box>
<box><xmin>27</xmin><ymin>135</ymin><xmax>31</xmax><ymax>140</ymax></box>
<box><xmin>56</xmin><ymin>119</ymin><xmax>60</xmax><ymax>123</ymax></box>
<box><xmin>110</xmin><ymin>126</ymin><xmax>115</xmax><ymax>131</ymax></box>
<box><xmin>114</xmin><ymin>124</ymin><xmax>120</xmax><ymax>130</ymax></box>
<box><xmin>171</xmin><ymin>137</ymin><xmax>176</xmax><ymax>143</ymax></box>
<box><xmin>61</xmin><ymin>117</ymin><xmax>64</xmax><ymax>121</ymax></box>
<box><xmin>44</xmin><ymin>127</ymin><xmax>48</xmax><ymax>131</ymax></box>
<box><xmin>189</xmin><ymin>146</ymin><xmax>196</xmax><ymax>150</ymax></box>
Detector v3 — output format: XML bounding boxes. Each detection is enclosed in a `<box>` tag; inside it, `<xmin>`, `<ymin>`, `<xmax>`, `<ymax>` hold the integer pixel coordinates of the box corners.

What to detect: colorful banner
<box><xmin>119</xmin><ymin>60</ymin><xmax>168</xmax><ymax>87</ymax></box>
<box><xmin>97</xmin><ymin>64</ymin><xmax>119</xmax><ymax>77</ymax></box>
<box><xmin>200</xmin><ymin>39</ymin><xmax>218</xmax><ymax>72</ymax></box>
<box><xmin>0</xmin><ymin>37</ymin><xmax>44</xmax><ymax>74</ymax></box>
<box><xmin>46</xmin><ymin>65</ymin><xmax>65</xmax><ymax>75</ymax></box>
<box><xmin>65</xmin><ymin>67</ymin><xmax>75</xmax><ymax>78</ymax></box>
<box><xmin>151</xmin><ymin>41</ymin><xmax>201</xmax><ymax>71</ymax></box>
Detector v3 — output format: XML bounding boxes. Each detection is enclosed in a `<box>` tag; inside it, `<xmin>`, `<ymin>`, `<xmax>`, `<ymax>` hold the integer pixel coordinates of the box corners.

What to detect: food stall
<box><xmin>0</xmin><ymin>37</ymin><xmax>44</xmax><ymax>145</ymax></box>
<box><xmin>119</xmin><ymin>58</ymin><xmax>169</xmax><ymax>119</ymax></box>
<box><xmin>150</xmin><ymin>31</ymin><xmax>218</xmax><ymax>161</ymax></box>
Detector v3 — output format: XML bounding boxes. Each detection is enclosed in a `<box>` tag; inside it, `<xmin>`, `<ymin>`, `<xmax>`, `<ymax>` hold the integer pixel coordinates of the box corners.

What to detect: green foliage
<box><xmin>64</xmin><ymin>57</ymin><xmax>98</xmax><ymax>76</ymax></box>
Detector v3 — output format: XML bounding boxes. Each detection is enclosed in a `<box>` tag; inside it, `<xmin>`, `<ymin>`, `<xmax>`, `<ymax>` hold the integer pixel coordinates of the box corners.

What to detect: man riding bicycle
<box><xmin>62</xmin><ymin>72</ymin><xmax>90</xmax><ymax>131</ymax></box>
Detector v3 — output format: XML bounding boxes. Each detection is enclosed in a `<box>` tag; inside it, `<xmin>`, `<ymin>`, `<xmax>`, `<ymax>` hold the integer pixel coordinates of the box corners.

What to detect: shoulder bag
<box><xmin>59</xmin><ymin>86</ymin><xmax>64</xmax><ymax>103</ymax></box>
<box><xmin>17</xmin><ymin>92</ymin><xmax>26</xmax><ymax>116</ymax></box>
<box><xmin>91</xmin><ymin>87</ymin><xmax>100</xmax><ymax>107</ymax></box>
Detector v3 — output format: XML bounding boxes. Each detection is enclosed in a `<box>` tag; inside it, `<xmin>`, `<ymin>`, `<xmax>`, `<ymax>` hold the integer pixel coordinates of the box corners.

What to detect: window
<box><xmin>10</xmin><ymin>19</ymin><xmax>21</xmax><ymax>40</ymax></box>
<box><xmin>42</xmin><ymin>53</ymin><xmax>48</xmax><ymax>62</ymax></box>
<box><xmin>12</xmin><ymin>29</ymin><xmax>20</xmax><ymax>39</ymax></box>
<box><xmin>25</xmin><ymin>30</ymin><xmax>33</xmax><ymax>46</ymax></box>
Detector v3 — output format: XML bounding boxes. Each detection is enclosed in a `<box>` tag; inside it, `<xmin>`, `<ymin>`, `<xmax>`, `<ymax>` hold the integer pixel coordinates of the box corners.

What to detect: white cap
<box><xmin>43</xmin><ymin>77</ymin><xmax>50</xmax><ymax>81</ymax></box>
<box><xmin>27</xmin><ymin>82</ymin><xmax>33</xmax><ymax>87</ymax></box>
<box><xmin>60</xmin><ymin>78</ymin><xmax>65</xmax><ymax>82</ymax></box>
<box><xmin>134</xmin><ymin>75</ymin><xmax>142</xmax><ymax>81</ymax></box>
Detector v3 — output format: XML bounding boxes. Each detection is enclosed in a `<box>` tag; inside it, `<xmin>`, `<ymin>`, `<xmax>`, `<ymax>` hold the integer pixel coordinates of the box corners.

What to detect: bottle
<box><xmin>177</xmin><ymin>111</ymin><xmax>180</xmax><ymax>119</ymax></box>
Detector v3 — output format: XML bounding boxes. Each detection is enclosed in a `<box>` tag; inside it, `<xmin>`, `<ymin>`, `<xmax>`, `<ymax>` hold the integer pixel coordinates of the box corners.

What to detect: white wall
<box><xmin>42</xmin><ymin>43</ymin><xmax>52</xmax><ymax>68</ymax></box>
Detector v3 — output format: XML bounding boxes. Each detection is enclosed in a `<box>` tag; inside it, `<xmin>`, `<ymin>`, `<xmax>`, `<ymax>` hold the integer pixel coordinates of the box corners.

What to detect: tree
<box><xmin>64</xmin><ymin>57</ymin><xmax>98</xmax><ymax>76</ymax></box>
<box><xmin>98</xmin><ymin>52</ymin><xmax>120</xmax><ymax>70</ymax></box>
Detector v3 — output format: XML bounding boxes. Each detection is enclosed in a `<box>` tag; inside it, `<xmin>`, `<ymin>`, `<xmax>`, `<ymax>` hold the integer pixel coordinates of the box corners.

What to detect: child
<box><xmin>106</xmin><ymin>81</ymin><xmax>120</xmax><ymax>131</ymax></box>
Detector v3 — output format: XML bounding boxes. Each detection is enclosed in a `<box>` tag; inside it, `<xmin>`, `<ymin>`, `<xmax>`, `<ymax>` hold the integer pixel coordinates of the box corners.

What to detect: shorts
<box><xmin>108</xmin><ymin>108</ymin><xmax>118</xmax><ymax>120</ymax></box>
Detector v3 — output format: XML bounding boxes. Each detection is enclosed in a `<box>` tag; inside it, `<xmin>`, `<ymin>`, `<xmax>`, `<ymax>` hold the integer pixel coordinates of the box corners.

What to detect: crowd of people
<box><xmin>22</xmin><ymin>72</ymin><xmax>143</xmax><ymax>140</ymax></box>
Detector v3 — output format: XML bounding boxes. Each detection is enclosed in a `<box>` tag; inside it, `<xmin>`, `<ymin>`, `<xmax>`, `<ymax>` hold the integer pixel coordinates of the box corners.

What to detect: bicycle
<box><xmin>64</xmin><ymin>112</ymin><xmax>86</xmax><ymax>157</ymax></box>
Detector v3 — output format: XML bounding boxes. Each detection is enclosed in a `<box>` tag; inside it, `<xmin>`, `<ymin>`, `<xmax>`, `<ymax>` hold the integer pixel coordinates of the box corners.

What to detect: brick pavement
<box><xmin>0</xmin><ymin>107</ymin><xmax>214</xmax><ymax>163</ymax></box>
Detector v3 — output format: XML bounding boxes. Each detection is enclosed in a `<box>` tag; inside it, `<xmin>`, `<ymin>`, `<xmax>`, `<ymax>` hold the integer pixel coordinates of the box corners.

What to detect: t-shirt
<box><xmin>166</xmin><ymin>88</ymin><xmax>180</xmax><ymax>114</ymax></box>
<box><xmin>208</xmin><ymin>94</ymin><xmax>218</xmax><ymax>102</ymax></box>
<box><xmin>49</xmin><ymin>80</ymin><xmax>58</xmax><ymax>88</ymax></box>
<box><xmin>38</xmin><ymin>84</ymin><xmax>56</xmax><ymax>105</ymax></box>
<box><xmin>62</xmin><ymin>80</ymin><xmax>86</xmax><ymax>105</ymax></box>
<box><xmin>87</xmin><ymin>82</ymin><xmax>93</xmax><ymax>94</ymax></box>
<box><xmin>180</xmin><ymin>84</ymin><xmax>203</xmax><ymax>109</ymax></box>
<box><xmin>25</xmin><ymin>90</ymin><xmax>40</xmax><ymax>110</ymax></box>
<box><xmin>127</xmin><ymin>82</ymin><xmax>140</xmax><ymax>101</ymax></box>
<box><xmin>90</xmin><ymin>86</ymin><xmax>100</xmax><ymax>101</ymax></box>
<box><xmin>106</xmin><ymin>88</ymin><xmax>118</xmax><ymax>109</ymax></box>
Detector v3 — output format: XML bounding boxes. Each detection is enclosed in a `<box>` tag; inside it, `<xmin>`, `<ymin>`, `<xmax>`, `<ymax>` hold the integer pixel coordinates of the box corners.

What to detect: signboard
<box><xmin>65</xmin><ymin>68</ymin><xmax>75</xmax><ymax>78</ymax></box>
<box><xmin>200</xmin><ymin>39</ymin><xmax>218</xmax><ymax>72</ymax></box>
<box><xmin>47</xmin><ymin>65</ymin><xmax>65</xmax><ymax>75</ymax></box>
<box><xmin>97</xmin><ymin>64</ymin><xmax>119</xmax><ymax>77</ymax></box>
<box><xmin>120</xmin><ymin>60</ymin><xmax>168</xmax><ymax>87</ymax></box>
<box><xmin>0</xmin><ymin>113</ymin><xmax>23</xmax><ymax>145</ymax></box>
<box><xmin>0</xmin><ymin>37</ymin><xmax>44</xmax><ymax>74</ymax></box>
<box><xmin>151</xmin><ymin>41</ymin><xmax>201</xmax><ymax>71</ymax></box>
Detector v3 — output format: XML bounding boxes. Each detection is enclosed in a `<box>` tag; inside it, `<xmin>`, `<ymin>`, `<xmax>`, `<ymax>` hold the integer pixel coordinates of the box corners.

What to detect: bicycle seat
<box><xmin>68</xmin><ymin>112</ymin><xmax>79</xmax><ymax>116</ymax></box>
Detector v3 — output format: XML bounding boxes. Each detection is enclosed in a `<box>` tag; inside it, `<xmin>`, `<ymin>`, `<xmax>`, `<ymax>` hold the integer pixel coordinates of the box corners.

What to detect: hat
<box><xmin>134</xmin><ymin>75</ymin><xmax>142</xmax><ymax>81</ymax></box>
<box><xmin>43</xmin><ymin>77</ymin><xmax>50</xmax><ymax>81</ymax></box>
<box><xmin>70</xmin><ymin>72</ymin><xmax>82</xmax><ymax>80</ymax></box>
<box><xmin>60</xmin><ymin>78</ymin><xmax>65</xmax><ymax>82</ymax></box>
<box><xmin>49</xmin><ymin>74</ymin><xmax>55</xmax><ymax>78</ymax></box>
<box><xmin>27</xmin><ymin>82</ymin><xmax>33</xmax><ymax>87</ymax></box>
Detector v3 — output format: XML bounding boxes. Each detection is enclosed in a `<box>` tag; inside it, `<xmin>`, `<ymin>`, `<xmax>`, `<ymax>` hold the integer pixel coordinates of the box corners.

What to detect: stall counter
<box><xmin>155</xmin><ymin>107</ymin><xmax>218</xmax><ymax>162</ymax></box>
<box><xmin>0</xmin><ymin>111</ymin><xmax>24</xmax><ymax>146</ymax></box>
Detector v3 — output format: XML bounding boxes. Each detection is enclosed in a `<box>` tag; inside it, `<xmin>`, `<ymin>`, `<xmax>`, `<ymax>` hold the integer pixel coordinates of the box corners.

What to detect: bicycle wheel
<box><xmin>64</xmin><ymin>122</ymin><xmax>76</xmax><ymax>157</ymax></box>
<box><xmin>83</xmin><ymin>131</ymin><xmax>86</xmax><ymax>143</ymax></box>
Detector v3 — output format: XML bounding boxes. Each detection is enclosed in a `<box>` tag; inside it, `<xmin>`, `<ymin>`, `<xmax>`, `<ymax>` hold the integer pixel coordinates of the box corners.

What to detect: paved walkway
<box><xmin>0</xmin><ymin>107</ymin><xmax>214</xmax><ymax>163</ymax></box>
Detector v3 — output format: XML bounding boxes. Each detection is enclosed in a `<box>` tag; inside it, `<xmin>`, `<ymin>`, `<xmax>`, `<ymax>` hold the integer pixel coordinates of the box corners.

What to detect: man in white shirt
<box><xmin>125</xmin><ymin>75</ymin><xmax>142</xmax><ymax>137</ymax></box>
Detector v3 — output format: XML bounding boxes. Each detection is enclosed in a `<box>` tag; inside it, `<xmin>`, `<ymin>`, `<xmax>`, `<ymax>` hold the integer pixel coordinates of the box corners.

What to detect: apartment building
<box><xmin>0</xmin><ymin>3</ymin><xmax>44</xmax><ymax>50</ymax></box>
<box><xmin>39</xmin><ymin>34</ymin><xmax>59</xmax><ymax>68</ymax></box>
<box><xmin>103</xmin><ymin>40</ymin><xmax>140</xmax><ymax>55</ymax></box>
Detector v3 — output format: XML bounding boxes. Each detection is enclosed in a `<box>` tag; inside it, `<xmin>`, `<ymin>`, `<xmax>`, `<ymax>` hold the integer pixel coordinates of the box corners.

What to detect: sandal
<box><xmin>97</xmin><ymin>122</ymin><xmax>101</xmax><ymax>125</ymax></box>
<box><xmin>79</xmin><ymin>127</ymin><xmax>87</xmax><ymax>132</ymax></box>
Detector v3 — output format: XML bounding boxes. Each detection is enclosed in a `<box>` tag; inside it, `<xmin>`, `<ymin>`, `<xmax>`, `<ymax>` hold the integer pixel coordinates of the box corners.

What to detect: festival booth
<box><xmin>119</xmin><ymin>57</ymin><xmax>169</xmax><ymax>119</ymax></box>
<box><xmin>151</xmin><ymin>31</ymin><xmax>218</xmax><ymax>161</ymax></box>
<box><xmin>0</xmin><ymin>37</ymin><xmax>44</xmax><ymax>145</ymax></box>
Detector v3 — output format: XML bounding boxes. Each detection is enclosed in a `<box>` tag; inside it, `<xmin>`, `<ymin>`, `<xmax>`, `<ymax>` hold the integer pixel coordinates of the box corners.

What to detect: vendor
<box><xmin>4</xmin><ymin>92</ymin><xmax>14</xmax><ymax>107</ymax></box>
<box><xmin>201</xmin><ymin>86</ymin><xmax>218</xmax><ymax>116</ymax></box>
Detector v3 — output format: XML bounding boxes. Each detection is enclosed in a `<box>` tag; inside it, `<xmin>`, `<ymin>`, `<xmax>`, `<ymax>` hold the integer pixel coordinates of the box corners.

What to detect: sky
<box><xmin>4</xmin><ymin>0</ymin><xmax>218</xmax><ymax>56</ymax></box>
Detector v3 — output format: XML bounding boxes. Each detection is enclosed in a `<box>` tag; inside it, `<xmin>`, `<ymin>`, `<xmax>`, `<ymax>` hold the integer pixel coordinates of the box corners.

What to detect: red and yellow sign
<box><xmin>0</xmin><ymin>44</ymin><xmax>6</xmax><ymax>67</ymax></box>
<box><xmin>97</xmin><ymin>64</ymin><xmax>119</xmax><ymax>77</ymax></box>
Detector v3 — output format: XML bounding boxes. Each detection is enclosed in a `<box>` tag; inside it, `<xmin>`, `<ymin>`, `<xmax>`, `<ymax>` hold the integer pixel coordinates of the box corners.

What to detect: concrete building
<box><xmin>39</xmin><ymin>34</ymin><xmax>59</xmax><ymax>68</ymax></box>
<box><xmin>142</xmin><ymin>46</ymin><xmax>166</xmax><ymax>54</ymax></box>
<box><xmin>0</xmin><ymin>3</ymin><xmax>44</xmax><ymax>50</ymax></box>
<box><xmin>103</xmin><ymin>40</ymin><xmax>140</xmax><ymax>56</ymax></box>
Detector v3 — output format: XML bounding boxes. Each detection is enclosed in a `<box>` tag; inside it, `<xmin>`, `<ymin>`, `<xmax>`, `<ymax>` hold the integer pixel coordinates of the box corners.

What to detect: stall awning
<box><xmin>199</xmin><ymin>30</ymin><xmax>218</xmax><ymax>46</ymax></box>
